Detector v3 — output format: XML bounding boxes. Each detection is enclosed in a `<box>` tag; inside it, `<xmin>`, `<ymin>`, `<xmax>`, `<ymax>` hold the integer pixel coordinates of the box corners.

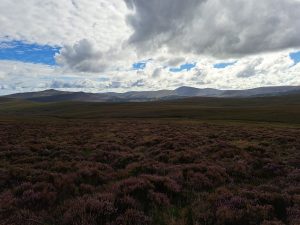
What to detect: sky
<box><xmin>0</xmin><ymin>0</ymin><xmax>300</xmax><ymax>95</ymax></box>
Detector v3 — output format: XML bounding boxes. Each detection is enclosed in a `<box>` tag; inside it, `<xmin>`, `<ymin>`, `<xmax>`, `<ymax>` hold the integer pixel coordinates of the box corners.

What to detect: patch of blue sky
<box><xmin>132</xmin><ymin>61</ymin><xmax>147</xmax><ymax>70</ymax></box>
<box><xmin>169</xmin><ymin>63</ymin><xmax>196</xmax><ymax>72</ymax></box>
<box><xmin>132</xmin><ymin>59</ymin><xmax>152</xmax><ymax>70</ymax></box>
<box><xmin>214</xmin><ymin>61</ymin><xmax>237</xmax><ymax>69</ymax></box>
<box><xmin>0</xmin><ymin>40</ymin><xmax>60</xmax><ymax>65</ymax></box>
<box><xmin>290</xmin><ymin>51</ymin><xmax>300</xmax><ymax>65</ymax></box>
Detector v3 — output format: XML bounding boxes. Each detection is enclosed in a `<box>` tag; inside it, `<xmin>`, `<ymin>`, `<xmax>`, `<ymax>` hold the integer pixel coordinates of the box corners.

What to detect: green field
<box><xmin>1</xmin><ymin>94</ymin><xmax>300</xmax><ymax>125</ymax></box>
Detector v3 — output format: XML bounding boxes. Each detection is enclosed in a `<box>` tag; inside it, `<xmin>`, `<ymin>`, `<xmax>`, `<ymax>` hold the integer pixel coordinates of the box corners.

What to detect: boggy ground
<box><xmin>0</xmin><ymin>119</ymin><xmax>299</xmax><ymax>225</ymax></box>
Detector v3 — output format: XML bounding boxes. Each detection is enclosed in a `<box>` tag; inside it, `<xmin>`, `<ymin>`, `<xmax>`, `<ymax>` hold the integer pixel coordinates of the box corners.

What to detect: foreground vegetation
<box><xmin>0</xmin><ymin>117</ymin><xmax>299</xmax><ymax>225</ymax></box>
<box><xmin>1</xmin><ymin>95</ymin><xmax>300</xmax><ymax>224</ymax></box>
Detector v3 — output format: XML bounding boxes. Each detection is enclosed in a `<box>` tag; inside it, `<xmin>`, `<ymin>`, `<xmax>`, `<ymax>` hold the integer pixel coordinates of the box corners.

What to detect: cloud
<box><xmin>125</xmin><ymin>0</ymin><xmax>300</xmax><ymax>57</ymax></box>
<box><xmin>152</xmin><ymin>68</ymin><xmax>163</xmax><ymax>78</ymax></box>
<box><xmin>55</xmin><ymin>39</ymin><xmax>137</xmax><ymax>72</ymax></box>
<box><xmin>0</xmin><ymin>43</ymin><xmax>15</xmax><ymax>49</ymax></box>
<box><xmin>53</xmin><ymin>0</ymin><xmax>300</xmax><ymax>72</ymax></box>
<box><xmin>55</xmin><ymin>39</ymin><xmax>106</xmax><ymax>73</ymax></box>
<box><xmin>50</xmin><ymin>79</ymin><xmax>98</xmax><ymax>89</ymax></box>
<box><xmin>0</xmin><ymin>0</ymin><xmax>299</xmax><ymax>93</ymax></box>
<box><xmin>0</xmin><ymin>0</ymin><xmax>130</xmax><ymax>49</ymax></box>
<box><xmin>165</xmin><ymin>57</ymin><xmax>186</xmax><ymax>67</ymax></box>
<box><xmin>3</xmin><ymin>0</ymin><xmax>300</xmax><ymax>72</ymax></box>
<box><xmin>236</xmin><ymin>58</ymin><xmax>263</xmax><ymax>78</ymax></box>
<box><xmin>124</xmin><ymin>0</ymin><xmax>204</xmax><ymax>50</ymax></box>
<box><xmin>0</xmin><ymin>50</ymin><xmax>299</xmax><ymax>95</ymax></box>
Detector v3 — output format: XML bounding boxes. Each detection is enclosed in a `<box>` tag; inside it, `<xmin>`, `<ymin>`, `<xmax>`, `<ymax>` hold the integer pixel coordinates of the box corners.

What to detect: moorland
<box><xmin>0</xmin><ymin>94</ymin><xmax>299</xmax><ymax>225</ymax></box>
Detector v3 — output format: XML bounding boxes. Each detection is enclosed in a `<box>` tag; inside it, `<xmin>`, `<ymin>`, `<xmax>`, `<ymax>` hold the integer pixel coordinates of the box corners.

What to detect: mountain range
<box><xmin>4</xmin><ymin>86</ymin><xmax>300</xmax><ymax>102</ymax></box>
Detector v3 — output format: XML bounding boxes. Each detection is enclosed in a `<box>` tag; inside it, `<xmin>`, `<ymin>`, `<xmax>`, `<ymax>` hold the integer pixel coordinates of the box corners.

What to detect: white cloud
<box><xmin>54</xmin><ymin>0</ymin><xmax>300</xmax><ymax>73</ymax></box>
<box><xmin>0</xmin><ymin>0</ymin><xmax>131</xmax><ymax>49</ymax></box>
<box><xmin>0</xmin><ymin>43</ymin><xmax>15</xmax><ymax>49</ymax></box>
<box><xmin>0</xmin><ymin>50</ymin><xmax>299</xmax><ymax>95</ymax></box>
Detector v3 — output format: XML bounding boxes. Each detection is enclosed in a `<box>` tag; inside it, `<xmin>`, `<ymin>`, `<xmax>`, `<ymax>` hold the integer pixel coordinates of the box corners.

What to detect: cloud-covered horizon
<box><xmin>0</xmin><ymin>0</ymin><xmax>300</xmax><ymax>94</ymax></box>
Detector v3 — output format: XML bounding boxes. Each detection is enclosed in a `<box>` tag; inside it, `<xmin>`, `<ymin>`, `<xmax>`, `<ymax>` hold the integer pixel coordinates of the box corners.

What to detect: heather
<box><xmin>0</xmin><ymin>119</ymin><xmax>299</xmax><ymax>225</ymax></box>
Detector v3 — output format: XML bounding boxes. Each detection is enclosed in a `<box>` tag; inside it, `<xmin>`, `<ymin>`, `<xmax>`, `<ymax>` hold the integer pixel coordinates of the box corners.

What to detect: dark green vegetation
<box><xmin>0</xmin><ymin>95</ymin><xmax>300</xmax><ymax>225</ymax></box>
<box><xmin>1</xmin><ymin>93</ymin><xmax>300</xmax><ymax>124</ymax></box>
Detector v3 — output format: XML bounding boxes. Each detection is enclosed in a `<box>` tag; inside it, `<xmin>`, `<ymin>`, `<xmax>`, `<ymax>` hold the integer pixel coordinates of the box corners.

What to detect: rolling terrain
<box><xmin>4</xmin><ymin>86</ymin><xmax>300</xmax><ymax>103</ymax></box>
<box><xmin>1</xmin><ymin>93</ymin><xmax>300</xmax><ymax>124</ymax></box>
<box><xmin>0</xmin><ymin>93</ymin><xmax>300</xmax><ymax>225</ymax></box>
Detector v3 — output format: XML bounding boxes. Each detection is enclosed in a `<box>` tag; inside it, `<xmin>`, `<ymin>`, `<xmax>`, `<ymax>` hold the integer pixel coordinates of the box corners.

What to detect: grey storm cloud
<box><xmin>125</xmin><ymin>0</ymin><xmax>300</xmax><ymax>57</ymax></box>
<box><xmin>55</xmin><ymin>39</ymin><xmax>108</xmax><ymax>73</ymax></box>
<box><xmin>124</xmin><ymin>0</ymin><xmax>204</xmax><ymax>46</ymax></box>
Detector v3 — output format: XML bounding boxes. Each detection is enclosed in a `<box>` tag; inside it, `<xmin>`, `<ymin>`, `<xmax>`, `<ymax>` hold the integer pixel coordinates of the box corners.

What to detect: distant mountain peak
<box><xmin>176</xmin><ymin>86</ymin><xmax>217</xmax><ymax>91</ymax></box>
<box><xmin>42</xmin><ymin>89</ymin><xmax>64</xmax><ymax>93</ymax></box>
<box><xmin>175</xmin><ymin>86</ymin><xmax>197</xmax><ymax>90</ymax></box>
<box><xmin>4</xmin><ymin>85</ymin><xmax>300</xmax><ymax>103</ymax></box>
